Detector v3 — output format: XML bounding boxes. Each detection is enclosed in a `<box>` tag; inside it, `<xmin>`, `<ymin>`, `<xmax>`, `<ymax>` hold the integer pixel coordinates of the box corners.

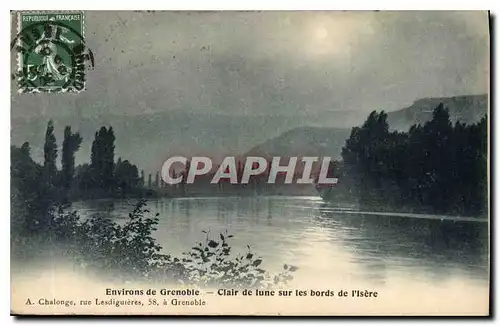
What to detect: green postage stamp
<box><xmin>12</xmin><ymin>11</ymin><xmax>93</xmax><ymax>93</ymax></box>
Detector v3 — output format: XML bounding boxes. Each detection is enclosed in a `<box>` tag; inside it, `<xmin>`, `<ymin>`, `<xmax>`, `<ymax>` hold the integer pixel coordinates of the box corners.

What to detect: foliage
<box><xmin>12</xmin><ymin>120</ymin><xmax>297</xmax><ymax>287</ymax></box>
<box><xmin>338</xmin><ymin>104</ymin><xmax>488</xmax><ymax>216</ymax></box>
<box><xmin>61</xmin><ymin>126</ymin><xmax>83</xmax><ymax>192</ymax></box>
<box><xmin>90</xmin><ymin>126</ymin><xmax>116</xmax><ymax>191</ymax></box>
<box><xmin>54</xmin><ymin>199</ymin><xmax>164</xmax><ymax>277</ymax></box>
<box><xmin>43</xmin><ymin>120</ymin><xmax>58</xmax><ymax>186</ymax></box>
<box><xmin>114</xmin><ymin>158</ymin><xmax>141</xmax><ymax>193</ymax></box>
<box><xmin>50</xmin><ymin>199</ymin><xmax>297</xmax><ymax>288</ymax></box>
<box><xmin>152</xmin><ymin>229</ymin><xmax>297</xmax><ymax>289</ymax></box>
<box><xmin>11</xmin><ymin>142</ymin><xmax>58</xmax><ymax>234</ymax></box>
<box><xmin>11</xmin><ymin>120</ymin><xmax>150</xmax><ymax>235</ymax></box>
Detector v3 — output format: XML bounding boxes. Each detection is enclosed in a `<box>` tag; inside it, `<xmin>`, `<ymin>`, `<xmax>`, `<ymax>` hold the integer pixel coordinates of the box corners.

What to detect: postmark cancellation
<box><xmin>12</xmin><ymin>11</ymin><xmax>94</xmax><ymax>94</ymax></box>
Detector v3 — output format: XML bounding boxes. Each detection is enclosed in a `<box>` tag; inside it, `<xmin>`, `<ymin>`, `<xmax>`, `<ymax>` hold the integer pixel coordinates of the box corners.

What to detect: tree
<box><xmin>11</xmin><ymin>142</ymin><xmax>55</xmax><ymax>234</ymax></box>
<box><xmin>43</xmin><ymin>120</ymin><xmax>58</xmax><ymax>186</ymax></box>
<box><xmin>341</xmin><ymin>111</ymin><xmax>392</xmax><ymax>204</ymax></box>
<box><xmin>338</xmin><ymin>103</ymin><xmax>488</xmax><ymax>216</ymax></box>
<box><xmin>11</xmin><ymin>142</ymin><xmax>40</xmax><ymax>209</ymax></box>
<box><xmin>398</xmin><ymin>104</ymin><xmax>455</xmax><ymax>213</ymax></box>
<box><xmin>114</xmin><ymin>158</ymin><xmax>140</xmax><ymax>194</ymax></box>
<box><xmin>90</xmin><ymin>126</ymin><xmax>116</xmax><ymax>191</ymax></box>
<box><xmin>74</xmin><ymin>163</ymin><xmax>93</xmax><ymax>195</ymax></box>
<box><xmin>140</xmin><ymin>170</ymin><xmax>145</xmax><ymax>187</ymax></box>
<box><xmin>61</xmin><ymin>126</ymin><xmax>83</xmax><ymax>191</ymax></box>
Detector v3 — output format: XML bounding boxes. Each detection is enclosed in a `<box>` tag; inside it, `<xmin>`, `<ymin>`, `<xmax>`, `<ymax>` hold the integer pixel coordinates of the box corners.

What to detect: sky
<box><xmin>11</xmin><ymin>11</ymin><xmax>489</xmax><ymax>121</ymax></box>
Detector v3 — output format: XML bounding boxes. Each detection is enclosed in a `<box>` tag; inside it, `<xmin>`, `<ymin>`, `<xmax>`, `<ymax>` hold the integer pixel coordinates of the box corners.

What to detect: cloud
<box><xmin>12</xmin><ymin>11</ymin><xmax>489</xmax><ymax>121</ymax></box>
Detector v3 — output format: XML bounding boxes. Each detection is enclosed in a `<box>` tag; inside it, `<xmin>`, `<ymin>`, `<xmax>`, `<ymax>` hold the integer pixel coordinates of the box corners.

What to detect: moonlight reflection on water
<box><xmin>71</xmin><ymin>196</ymin><xmax>489</xmax><ymax>288</ymax></box>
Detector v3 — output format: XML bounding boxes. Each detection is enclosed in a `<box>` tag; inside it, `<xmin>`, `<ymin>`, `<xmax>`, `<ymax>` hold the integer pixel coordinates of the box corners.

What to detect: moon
<box><xmin>305</xmin><ymin>21</ymin><xmax>355</xmax><ymax>59</ymax></box>
<box><xmin>306</xmin><ymin>24</ymin><xmax>339</xmax><ymax>57</ymax></box>
<box><xmin>314</xmin><ymin>27</ymin><xmax>328</xmax><ymax>40</ymax></box>
<box><xmin>298</xmin><ymin>15</ymin><xmax>377</xmax><ymax>61</ymax></box>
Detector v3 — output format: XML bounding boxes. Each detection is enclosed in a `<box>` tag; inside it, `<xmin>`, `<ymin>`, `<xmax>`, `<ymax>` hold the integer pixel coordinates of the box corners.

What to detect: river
<box><xmin>70</xmin><ymin>196</ymin><xmax>489</xmax><ymax>289</ymax></box>
<box><xmin>9</xmin><ymin>195</ymin><xmax>489</xmax><ymax>315</ymax></box>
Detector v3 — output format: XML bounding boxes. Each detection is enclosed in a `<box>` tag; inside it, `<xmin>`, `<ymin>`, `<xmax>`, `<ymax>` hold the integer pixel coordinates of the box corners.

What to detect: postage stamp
<box><xmin>11</xmin><ymin>11</ymin><xmax>93</xmax><ymax>93</ymax></box>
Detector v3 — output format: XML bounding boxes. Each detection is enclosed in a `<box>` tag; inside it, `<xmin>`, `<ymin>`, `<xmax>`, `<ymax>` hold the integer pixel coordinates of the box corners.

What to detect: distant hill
<box><xmin>387</xmin><ymin>94</ymin><xmax>488</xmax><ymax>131</ymax></box>
<box><xmin>245</xmin><ymin>127</ymin><xmax>351</xmax><ymax>160</ymax></box>
<box><xmin>246</xmin><ymin>94</ymin><xmax>489</xmax><ymax>161</ymax></box>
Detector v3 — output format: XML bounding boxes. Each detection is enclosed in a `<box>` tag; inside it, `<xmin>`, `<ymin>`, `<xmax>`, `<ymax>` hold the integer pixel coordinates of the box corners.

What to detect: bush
<box><xmin>50</xmin><ymin>199</ymin><xmax>298</xmax><ymax>288</ymax></box>
<box><xmin>151</xmin><ymin>229</ymin><xmax>297</xmax><ymax>289</ymax></box>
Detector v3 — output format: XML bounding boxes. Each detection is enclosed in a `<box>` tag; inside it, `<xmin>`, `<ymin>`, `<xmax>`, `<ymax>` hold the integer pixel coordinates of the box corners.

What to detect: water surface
<box><xmin>70</xmin><ymin>196</ymin><xmax>489</xmax><ymax>289</ymax></box>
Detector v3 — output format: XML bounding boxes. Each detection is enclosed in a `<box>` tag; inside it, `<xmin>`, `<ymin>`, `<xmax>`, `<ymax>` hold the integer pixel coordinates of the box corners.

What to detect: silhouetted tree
<box><xmin>61</xmin><ymin>126</ymin><xmax>83</xmax><ymax>192</ymax></box>
<box><xmin>338</xmin><ymin>104</ymin><xmax>487</xmax><ymax>216</ymax></box>
<box><xmin>74</xmin><ymin>163</ymin><xmax>93</xmax><ymax>195</ymax></box>
<box><xmin>90</xmin><ymin>126</ymin><xmax>116</xmax><ymax>191</ymax></box>
<box><xmin>114</xmin><ymin>158</ymin><xmax>140</xmax><ymax>193</ymax></box>
<box><xmin>341</xmin><ymin>111</ymin><xmax>392</xmax><ymax>204</ymax></box>
<box><xmin>43</xmin><ymin>120</ymin><xmax>58</xmax><ymax>186</ymax></box>
<box><xmin>12</xmin><ymin>142</ymin><xmax>56</xmax><ymax>234</ymax></box>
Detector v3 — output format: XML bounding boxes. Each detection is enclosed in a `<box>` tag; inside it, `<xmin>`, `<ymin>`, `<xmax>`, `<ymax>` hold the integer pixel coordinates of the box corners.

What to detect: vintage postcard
<box><xmin>10</xmin><ymin>10</ymin><xmax>490</xmax><ymax>316</ymax></box>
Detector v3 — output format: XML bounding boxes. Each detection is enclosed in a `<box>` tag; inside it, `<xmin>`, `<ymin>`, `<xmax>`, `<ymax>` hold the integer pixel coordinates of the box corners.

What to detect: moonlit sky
<box><xmin>11</xmin><ymin>11</ymin><xmax>489</xmax><ymax>120</ymax></box>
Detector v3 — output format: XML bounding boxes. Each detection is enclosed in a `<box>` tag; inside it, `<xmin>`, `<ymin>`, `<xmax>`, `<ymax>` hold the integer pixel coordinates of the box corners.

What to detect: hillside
<box><xmin>246</xmin><ymin>94</ymin><xmax>488</xmax><ymax>161</ymax></box>
<box><xmin>387</xmin><ymin>94</ymin><xmax>488</xmax><ymax>131</ymax></box>
<box><xmin>245</xmin><ymin>127</ymin><xmax>351</xmax><ymax>160</ymax></box>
